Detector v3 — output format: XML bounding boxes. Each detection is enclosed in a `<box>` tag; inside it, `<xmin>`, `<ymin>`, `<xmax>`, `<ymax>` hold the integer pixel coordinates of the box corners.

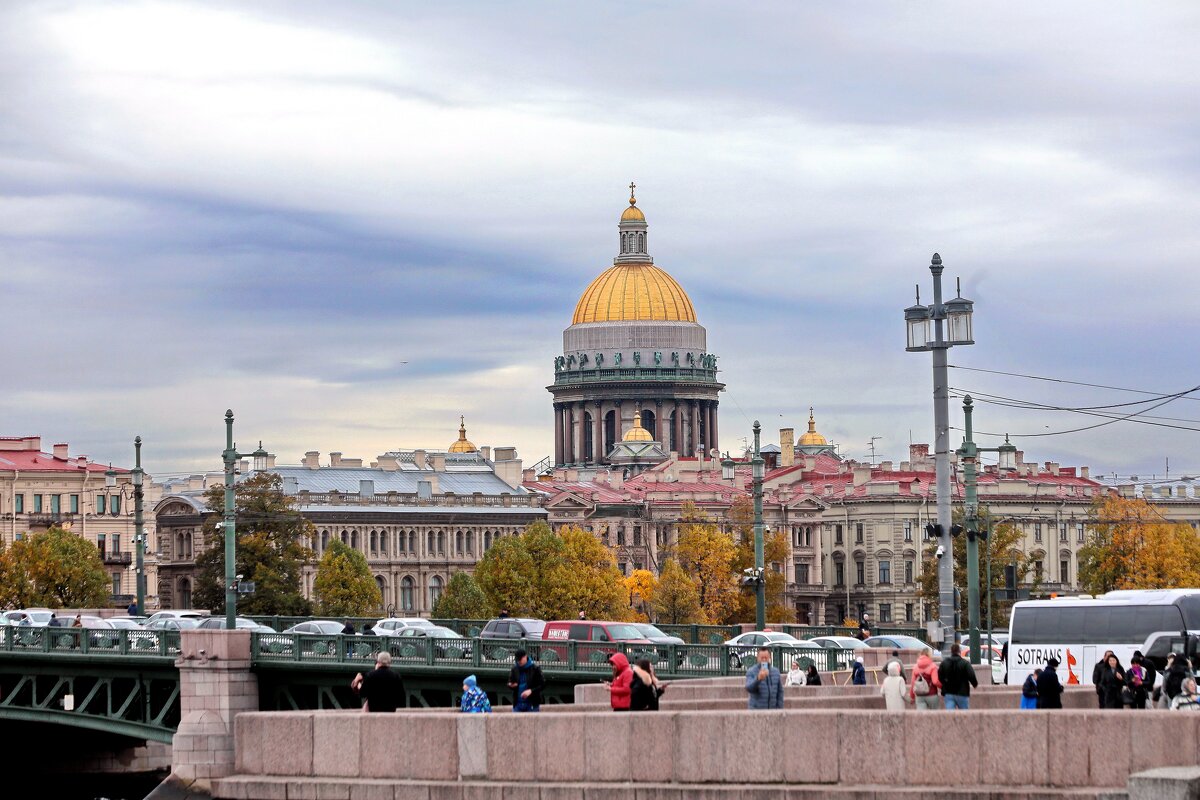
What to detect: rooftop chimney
<box><xmin>779</xmin><ymin>428</ymin><xmax>795</xmax><ymax>468</ymax></box>
<box><xmin>303</xmin><ymin>451</ymin><xmax>321</xmax><ymax>469</ymax></box>
<box><xmin>413</xmin><ymin>449</ymin><xmax>427</xmax><ymax>469</ymax></box>
<box><xmin>909</xmin><ymin>443</ymin><xmax>930</xmax><ymax>463</ymax></box>
<box><xmin>53</xmin><ymin>443</ymin><xmax>69</xmax><ymax>460</ymax></box>
<box><xmin>330</xmin><ymin>452</ymin><xmax>343</xmax><ymax>467</ymax></box>
<box><xmin>376</xmin><ymin>455</ymin><xmax>399</xmax><ymax>471</ymax></box>
<box><xmin>429</xmin><ymin>453</ymin><xmax>447</xmax><ymax>472</ymax></box>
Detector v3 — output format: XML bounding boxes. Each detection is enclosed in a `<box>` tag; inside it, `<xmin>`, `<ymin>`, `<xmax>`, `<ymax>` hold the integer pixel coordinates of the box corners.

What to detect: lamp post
<box><xmin>751</xmin><ymin>421</ymin><xmax>766</xmax><ymax>630</ymax></box>
<box><xmin>133</xmin><ymin>436</ymin><xmax>145</xmax><ymax>616</ymax></box>
<box><xmin>223</xmin><ymin>410</ymin><xmax>270</xmax><ymax>629</ymax></box>
<box><xmin>904</xmin><ymin>253</ymin><xmax>974</xmax><ymax>650</ymax></box>
<box><xmin>956</xmin><ymin>396</ymin><xmax>1017</xmax><ymax>663</ymax></box>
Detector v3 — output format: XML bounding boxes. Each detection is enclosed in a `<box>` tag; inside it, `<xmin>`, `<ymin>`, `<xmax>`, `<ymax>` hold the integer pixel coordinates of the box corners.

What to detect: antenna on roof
<box><xmin>868</xmin><ymin>436</ymin><xmax>882</xmax><ymax>465</ymax></box>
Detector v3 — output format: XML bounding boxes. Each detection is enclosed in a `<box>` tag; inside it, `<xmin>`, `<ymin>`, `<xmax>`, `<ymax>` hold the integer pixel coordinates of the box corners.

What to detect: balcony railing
<box><xmin>103</xmin><ymin>551</ymin><xmax>133</xmax><ymax>565</ymax></box>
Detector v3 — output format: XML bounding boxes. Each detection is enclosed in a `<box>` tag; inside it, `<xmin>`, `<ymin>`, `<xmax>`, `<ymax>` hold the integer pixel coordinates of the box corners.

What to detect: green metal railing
<box><xmin>780</xmin><ymin>625</ymin><xmax>929</xmax><ymax>643</ymax></box>
<box><xmin>0</xmin><ymin>626</ymin><xmax>182</xmax><ymax>658</ymax></box>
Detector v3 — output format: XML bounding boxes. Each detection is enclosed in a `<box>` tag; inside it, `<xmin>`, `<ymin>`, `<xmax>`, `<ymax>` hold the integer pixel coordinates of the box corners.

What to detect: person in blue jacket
<box><xmin>745</xmin><ymin>647</ymin><xmax>783</xmax><ymax>709</ymax></box>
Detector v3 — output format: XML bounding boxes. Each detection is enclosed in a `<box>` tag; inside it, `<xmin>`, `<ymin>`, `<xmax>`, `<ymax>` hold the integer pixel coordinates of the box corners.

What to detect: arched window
<box><xmin>426</xmin><ymin>531</ymin><xmax>435</xmax><ymax>555</ymax></box>
<box><xmin>437</xmin><ymin>531</ymin><xmax>445</xmax><ymax>554</ymax></box>
<box><xmin>179</xmin><ymin>578</ymin><xmax>192</xmax><ymax>610</ymax></box>
<box><xmin>455</xmin><ymin>531</ymin><xmax>463</xmax><ymax>554</ymax></box>
<box><xmin>638</xmin><ymin>232</ymin><xmax>645</xmax><ymax>251</ymax></box>
<box><xmin>465</xmin><ymin>531</ymin><xmax>474</xmax><ymax>556</ymax></box>
<box><xmin>176</xmin><ymin>533</ymin><xmax>185</xmax><ymax>558</ymax></box>
<box><xmin>350</xmin><ymin>530</ymin><xmax>359</xmax><ymax>550</ymax></box>
<box><xmin>321</xmin><ymin>530</ymin><xmax>329</xmax><ymax>551</ymax></box>
<box><xmin>374</xmin><ymin>575</ymin><xmax>385</xmax><ymax>600</ymax></box>
<box><xmin>340</xmin><ymin>530</ymin><xmax>348</xmax><ymax>545</ymax></box>
<box><xmin>380</xmin><ymin>530</ymin><xmax>388</xmax><ymax>555</ymax></box>
<box><xmin>408</xmin><ymin>531</ymin><xmax>416</xmax><ymax>554</ymax></box>
<box><xmin>429</xmin><ymin>575</ymin><xmax>444</xmax><ymax>608</ymax></box>
<box><xmin>370</xmin><ymin>530</ymin><xmax>378</xmax><ymax>553</ymax></box>
<box><xmin>400</xmin><ymin>576</ymin><xmax>415</xmax><ymax>611</ymax></box>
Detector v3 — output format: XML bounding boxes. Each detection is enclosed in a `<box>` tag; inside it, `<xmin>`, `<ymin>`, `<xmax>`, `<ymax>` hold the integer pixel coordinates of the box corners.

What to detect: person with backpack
<box><xmin>844</xmin><ymin>655</ymin><xmax>867</xmax><ymax>685</ymax></box>
<box><xmin>937</xmin><ymin>643</ymin><xmax>978</xmax><ymax>710</ymax></box>
<box><xmin>909</xmin><ymin>648</ymin><xmax>941</xmax><ymax>710</ymax></box>
<box><xmin>1036</xmin><ymin>658</ymin><xmax>1064</xmax><ymax>709</ymax></box>
<box><xmin>629</xmin><ymin>658</ymin><xmax>665</xmax><ymax>711</ymax></box>
<box><xmin>1021</xmin><ymin>669</ymin><xmax>1042</xmax><ymax>709</ymax></box>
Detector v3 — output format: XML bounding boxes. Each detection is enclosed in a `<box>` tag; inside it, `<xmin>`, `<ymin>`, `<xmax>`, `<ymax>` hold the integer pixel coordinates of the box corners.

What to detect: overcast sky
<box><xmin>3</xmin><ymin>1</ymin><xmax>1198</xmax><ymax>481</ymax></box>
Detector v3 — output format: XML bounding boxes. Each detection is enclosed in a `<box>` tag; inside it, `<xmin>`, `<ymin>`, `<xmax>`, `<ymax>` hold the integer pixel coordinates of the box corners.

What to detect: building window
<box><xmin>633</xmin><ymin>526</ymin><xmax>642</xmax><ymax>545</ymax></box>
<box><xmin>381</xmin><ymin>531</ymin><xmax>388</xmax><ymax>555</ymax></box>
<box><xmin>428</xmin><ymin>575</ymin><xmax>443</xmax><ymax>607</ymax></box>
<box><xmin>903</xmin><ymin>521</ymin><xmax>912</xmax><ymax>542</ymax></box>
<box><xmin>401</xmin><ymin>577</ymin><xmax>415</xmax><ymax>611</ymax></box>
<box><xmin>618</xmin><ymin>562</ymin><xmax>627</xmax><ymax>575</ymax></box>
<box><xmin>1034</xmin><ymin>560</ymin><xmax>1044</xmax><ymax>582</ymax></box>
<box><xmin>1034</xmin><ymin>523</ymin><xmax>1042</xmax><ymax>543</ymax></box>
<box><xmin>855</xmin><ymin>523</ymin><xmax>864</xmax><ymax>544</ymax></box>
<box><xmin>110</xmin><ymin>495</ymin><xmax>121</xmax><ymax>515</ymax></box>
<box><xmin>834</xmin><ymin>562</ymin><xmax>845</xmax><ymax>587</ymax></box>
<box><xmin>855</xmin><ymin>560</ymin><xmax>865</xmax><ymax>586</ymax></box>
<box><xmin>95</xmin><ymin>495</ymin><xmax>105</xmax><ymax>515</ymax></box>
<box><xmin>70</xmin><ymin>495</ymin><xmax>79</xmax><ymax>514</ymax></box>
<box><xmin>879</xmin><ymin>603</ymin><xmax>892</xmax><ymax>623</ymax></box>
<box><xmin>112</xmin><ymin>534</ymin><xmax>121</xmax><ymax>554</ymax></box>
<box><xmin>905</xmin><ymin>602</ymin><xmax>914</xmax><ymax>622</ymax></box>
<box><xmin>804</xmin><ymin>527</ymin><xmax>813</xmax><ymax>547</ymax></box>
<box><xmin>835</xmin><ymin>524</ymin><xmax>843</xmax><ymax>544</ymax></box>
<box><xmin>1077</xmin><ymin>523</ymin><xmax>1085</xmax><ymax>543</ymax></box>
<box><xmin>1059</xmin><ymin>523</ymin><xmax>1067</xmax><ymax>542</ymax></box>
<box><xmin>904</xmin><ymin>560</ymin><xmax>914</xmax><ymax>584</ymax></box>
<box><xmin>1060</xmin><ymin>559</ymin><xmax>1069</xmax><ymax>584</ymax></box>
<box><xmin>50</xmin><ymin>495</ymin><xmax>61</xmax><ymax>515</ymax></box>
<box><xmin>34</xmin><ymin>494</ymin><xmax>43</xmax><ymax>513</ymax></box>
<box><xmin>878</xmin><ymin>560</ymin><xmax>891</xmax><ymax>585</ymax></box>
<box><xmin>97</xmin><ymin>533</ymin><xmax>106</xmax><ymax>558</ymax></box>
<box><xmin>796</xmin><ymin>563</ymin><xmax>810</xmax><ymax>584</ymax></box>
<box><xmin>14</xmin><ymin>494</ymin><xmax>22</xmax><ymax>513</ymax></box>
<box><xmin>111</xmin><ymin>573</ymin><xmax>121</xmax><ymax>596</ymax></box>
<box><xmin>634</xmin><ymin>560</ymin><xmax>644</xmax><ymax>571</ymax></box>
<box><xmin>617</xmin><ymin>528</ymin><xmax>626</xmax><ymax>546</ymax></box>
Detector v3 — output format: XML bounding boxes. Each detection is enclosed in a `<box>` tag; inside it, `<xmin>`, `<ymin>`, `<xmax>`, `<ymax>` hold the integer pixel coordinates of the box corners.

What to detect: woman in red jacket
<box><xmin>604</xmin><ymin>652</ymin><xmax>633</xmax><ymax>710</ymax></box>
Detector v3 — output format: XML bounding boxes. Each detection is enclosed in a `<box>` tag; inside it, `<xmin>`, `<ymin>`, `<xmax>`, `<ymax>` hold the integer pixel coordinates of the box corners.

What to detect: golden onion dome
<box><xmin>623</xmin><ymin>411</ymin><xmax>654</xmax><ymax>442</ymax></box>
<box><xmin>572</xmin><ymin>264</ymin><xmax>696</xmax><ymax>324</ymax></box>
<box><xmin>621</xmin><ymin>204</ymin><xmax>645</xmax><ymax>222</ymax></box>
<box><xmin>797</xmin><ymin>408</ymin><xmax>828</xmax><ymax>446</ymax></box>
<box><xmin>448</xmin><ymin>416</ymin><xmax>478</xmax><ymax>453</ymax></box>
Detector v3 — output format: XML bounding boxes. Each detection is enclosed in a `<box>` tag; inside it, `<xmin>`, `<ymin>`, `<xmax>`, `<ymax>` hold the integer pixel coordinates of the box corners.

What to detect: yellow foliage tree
<box><xmin>730</xmin><ymin>527</ymin><xmax>792</xmax><ymax>624</ymax></box>
<box><xmin>624</xmin><ymin>569</ymin><xmax>658</xmax><ymax>620</ymax></box>
<box><xmin>1080</xmin><ymin>494</ymin><xmax>1200</xmax><ymax>592</ymax></box>
<box><xmin>652</xmin><ymin>558</ymin><xmax>705</xmax><ymax>624</ymax></box>
<box><xmin>673</xmin><ymin>503</ymin><xmax>738</xmax><ymax>624</ymax></box>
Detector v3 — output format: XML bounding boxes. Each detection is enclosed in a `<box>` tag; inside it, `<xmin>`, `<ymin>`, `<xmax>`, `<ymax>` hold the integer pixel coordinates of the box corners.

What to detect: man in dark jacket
<box><xmin>1036</xmin><ymin>657</ymin><xmax>1064</xmax><ymax>709</ymax></box>
<box><xmin>937</xmin><ymin>643</ymin><xmax>978</xmax><ymax>710</ymax></box>
<box><xmin>745</xmin><ymin>647</ymin><xmax>783</xmax><ymax>709</ymax></box>
<box><xmin>508</xmin><ymin>648</ymin><xmax>545</xmax><ymax>712</ymax></box>
<box><xmin>1091</xmin><ymin>650</ymin><xmax>1114</xmax><ymax>708</ymax></box>
<box><xmin>350</xmin><ymin>651</ymin><xmax>404</xmax><ymax>712</ymax></box>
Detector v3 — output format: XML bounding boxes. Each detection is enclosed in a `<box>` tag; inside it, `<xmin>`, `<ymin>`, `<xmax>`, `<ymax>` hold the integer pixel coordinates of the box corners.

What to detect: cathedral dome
<box><xmin>448</xmin><ymin>417</ymin><xmax>478</xmax><ymax>453</ymax></box>
<box><xmin>622</xmin><ymin>411</ymin><xmax>654</xmax><ymax>442</ymax></box>
<box><xmin>572</xmin><ymin>263</ymin><xmax>696</xmax><ymax>324</ymax></box>
<box><xmin>797</xmin><ymin>408</ymin><xmax>828</xmax><ymax>446</ymax></box>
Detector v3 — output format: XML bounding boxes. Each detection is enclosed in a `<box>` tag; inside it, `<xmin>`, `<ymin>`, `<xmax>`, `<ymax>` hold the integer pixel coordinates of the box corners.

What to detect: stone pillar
<box><xmin>654</xmin><ymin>399</ymin><xmax>663</xmax><ymax>443</ymax></box>
<box><xmin>711</xmin><ymin>402</ymin><xmax>719</xmax><ymax>455</ymax></box>
<box><xmin>554</xmin><ymin>405</ymin><xmax>563</xmax><ymax>466</ymax></box>
<box><xmin>172</xmin><ymin>630</ymin><xmax>259</xmax><ymax>790</ymax></box>
<box><xmin>573</xmin><ymin>402</ymin><xmax>585</xmax><ymax>464</ymax></box>
<box><xmin>673</xmin><ymin>403</ymin><xmax>683</xmax><ymax>455</ymax></box>
<box><xmin>565</xmin><ymin>405</ymin><xmax>575</xmax><ymax>464</ymax></box>
<box><xmin>689</xmin><ymin>401</ymin><xmax>700</xmax><ymax>457</ymax></box>
<box><xmin>593</xmin><ymin>402</ymin><xmax>604</xmax><ymax>463</ymax></box>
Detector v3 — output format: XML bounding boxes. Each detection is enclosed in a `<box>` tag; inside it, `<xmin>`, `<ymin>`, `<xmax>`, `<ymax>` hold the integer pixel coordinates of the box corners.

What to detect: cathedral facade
<box><xmin>549</xmin><ymin>187</ymin><xmax>723</xmax><ymax>467</ymax></box>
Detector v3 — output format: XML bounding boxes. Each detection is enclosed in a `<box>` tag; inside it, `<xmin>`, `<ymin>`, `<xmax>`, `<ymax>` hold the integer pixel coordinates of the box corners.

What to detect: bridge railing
<box><xmin>248</xmin><ymin>632</ymin><xmax>844</xmax><ymax>677</ymax></box>
<box><xmin>0</xmin><ymin>625</ymin><xmax>182</xmax><ymax>657</ymax></box>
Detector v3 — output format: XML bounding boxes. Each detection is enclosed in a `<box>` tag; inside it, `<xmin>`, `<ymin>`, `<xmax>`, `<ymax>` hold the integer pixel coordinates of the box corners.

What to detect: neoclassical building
<box><xmin>549</xmin><ymin>187</ymin><xmax>724</xmax><ymax>467</ymax></box>
<box><xmin>154</xmin><ymin>424</ymin><xmax>545</xmax><ymax>615</ymax></box>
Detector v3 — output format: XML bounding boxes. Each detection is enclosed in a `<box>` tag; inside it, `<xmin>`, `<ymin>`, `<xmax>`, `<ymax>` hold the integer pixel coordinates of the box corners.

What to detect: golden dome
<box><xmin>621</xmin><ymin>204</ymin><xmax>645</xmax><ymax>222</ymax></box>
<box><xmin>448</xmin><ymin>416</ymin><xmax>478</xmax><ymax>453</ymax></box>
<box><xmin>623</xmin><ymin>411</ymin><xmax>654</xmax><ymax>442</ymax></box>
<box><xmin>797</xmin><ymin>408</ymin><xmax>828</xmax><ymax>446</ymax></box>
<box><xmin>572</xmin><ymin>264</ymin><xmax>696</xmax><ymax>324</ymax></box>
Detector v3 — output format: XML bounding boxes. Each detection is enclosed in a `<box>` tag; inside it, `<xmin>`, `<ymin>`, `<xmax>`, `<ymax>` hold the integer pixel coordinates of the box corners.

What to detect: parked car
<box><xmin>863</xmin><ymin>635</ymin><xmax>941</xmax><ymax>658</ymax></box>
<box><xmin>478</xmin><ymin>618</ymin><xmax>546</xmax><ymax>660</ymax></box>
<box><xmin>144</xmin><ymin>610</ymin><xmax>204</xmax><ymax>625</ymax></box>
<box><xmin>371</xmin><ymin>617</ymin><xmax>436</xmax><ymax>636</ymax></box>
<box><xmin>541</xmin><ymin>620</ymin><xmax>655</xmax><ymax>665</ymax></box>
<box><xmin>144</xmin><ymin>617</ymin><xmax>201</xmax><ymax>632</ymax></box>
<box><xmin>105</xmin><ymin>617</ymin><xmax>161</xmax><ymax>649</ymax></box>
<box><xmin>195</xmin><ymin>617</ymin><xmax>275</xmax><ymax>633</ymax></box>
<box><xmin>724</xmin><ymin>631</ymin><xmax>809</xmax><ymax>669</ymax></box>
<box><xmin>804</xmin><ymin>635</ymin><xmax>870</xmax><ymax>668</ymax></box>
<box><xmin>282</xmin><ymin>620</ymin><xmax>350</xmax><ymax>636</ymax></box>
<box><xmin>267</xmin><ymin>620</ymin><xmax>368</xmax><ymax>658</ymax></box>
<box><xmin>3</xmin><ymin>609</ymin><xmax>55</xmax><ymax>627</ymax></box>
<box><xmin>388</xmin><ymin>625</ymin><xmax>471</xmax><ymax>659</ymax></box>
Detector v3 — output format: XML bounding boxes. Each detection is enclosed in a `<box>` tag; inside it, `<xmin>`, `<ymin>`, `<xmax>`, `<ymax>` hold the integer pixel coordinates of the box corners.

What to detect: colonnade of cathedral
<box><xmin>553</xmin><ymin>398</ymin><xmax>719</xmax><ymax>465</ymax></box>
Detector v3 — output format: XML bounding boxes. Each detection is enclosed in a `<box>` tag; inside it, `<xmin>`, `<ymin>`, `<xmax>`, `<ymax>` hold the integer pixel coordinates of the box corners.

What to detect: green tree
<box><xmin>917</xmin><ymin>509</ymin><xmax>1035</xmax><ymax>629</ymax></box>
<box><xmin>652</xmin><ymin>559</ymin><xmax>704</xmax><ymax>624</ymax></box>
<box><xmin>0</xmin><ymin>528</ymin><xmax>109</xmax><ymax>608</ymax></box>
<box><xmin>193</xmin><ymin>472</ymin><xmax>316</xmax><ymax>615</ymax></box>
<box><xmin>431</xmin><ymin>571</ymin><xmax>493</xmax><ymax>619</ymax></box>
<box><xmin>313</xmin><ymin>538</ymin><xmax>381</xmax><ymax>616</ymax></box>
<box><xmin>730</xmin><ymin>526</ymin><xmax>791</xmax><ymax>624</ymax></box>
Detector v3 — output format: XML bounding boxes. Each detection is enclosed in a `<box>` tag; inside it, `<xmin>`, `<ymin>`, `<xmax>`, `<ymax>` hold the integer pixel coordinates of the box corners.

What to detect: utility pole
<box><xmin>223</xmin><ymin>411</ymin><xmax>238</xmax><ymax>630</ymax></box>
<box><xmin>133</xmin><ymin>436</ymin><xmax>145</xmax><ymax>616</ymax></box>
<box><xmin>751</xmin><ymin>421</ymin><xmax>766</xmax><ymax>630</ymax></box>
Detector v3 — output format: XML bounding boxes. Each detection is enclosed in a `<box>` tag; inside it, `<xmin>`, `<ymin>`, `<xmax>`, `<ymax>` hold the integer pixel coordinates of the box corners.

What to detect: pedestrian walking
<box><xmin>71</xmin><ymin>614</ymin><xmax>83</xmax><ymax>628</ymax></box>
<box><xmin>1021</xmin><ymin>669</ymin><xmax>1041</xmax><ymax>709</ymax></box>
<box><xmin>1036</xmin><ymin>658</ymin><xmax>1064</xmax><ymax>709</ymax></box>
<box><xmin>785</xmin><ymin>659</ymin><xmax>806</xmax><ymax>687</ymax></box>
<box><xmin>1126</xmin><ymin>656</ymin><xmax>1147</xmax><ymax>709</ymax></box>
<box><xmin>350</xmin><ymin>651</ymin><xmax>404</xmax><ymax>713</ymax></box>
<box><xmin>1134</xmin><ymin>650</ymin><xmax>1157</xmax><ymax>708</ymax></box>
<box><xmin>1100</xmin><ymin>653</ymin><xmax>1126</xmax><ymax>709</ymax></box>
<box><xmin>937</xmin><ymin>643</ymin><xmax>978</xmax><ymax>710</ymax></box>
<box><xmin>805</xmin><ymin>664</ymin><xmax>823</xmax><ymax>686</ymax></box>
<box><xmin>883</xmin><ymin>650</ymin><xmax>906</xmax><ymax>682</ymax></box>
<box><xmin>909</xmin><ymin>648</ymin><xmax>941</xmax><ymax>710</ymax></box>
<box><xmin>508</xmin><ymin>649</ymin><xmax>545</xmax><ymax>712</ymax></box>
<box><xmin>1162</xmin><ymin>653</ymin><xmax>1190</xmax><ymax>708</ymax></box>
<box><xmin>1092</xmin><ymin>650</ymin><xmax>1114</xmax><ymax>709</ymax></box>
<box><xmin>845</xmin><ymin>655</ymin><xmax>867</xmax><ymax>686</ymax></box>
<box><xmin>881</xmin><ymin>662</ymin><xmax>909</xmax><ymax>711</ymax></box>
<box><xmin>604</xmin><ymin>652</ymin><xmax>633</xmax><ymax>711</ymax></box>
<box><xmin>629</xmin><ymin>658</ymin><xmax>665</xmax><ymax>711</ymax></box>
<box><xmin>459</xmin><ymin>675</ymin><xmax>492</xmax><ymax>713</ymax></box>
<box><xmin>127</xmin><ymin>601</ymin><xmax>138</xmax><ymax>616</ymax></box>
<box><xmin>1170</xmin><ymin>675</ymin><xmax>1199</xmax><ymax>711</ymax></box>
<box><xmin>745</xmin><ymin>647</ymin><xmax>784</xmax><ymax>709</ymax></box>
<box><xmin>341</xmin><ymin>619</ymin><xmax>357</xmax><ymax>658</ymax></box>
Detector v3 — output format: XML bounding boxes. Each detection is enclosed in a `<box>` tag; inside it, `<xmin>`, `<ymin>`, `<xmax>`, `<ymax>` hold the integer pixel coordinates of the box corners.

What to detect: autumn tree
<box><xmin>624</xmin><ymin>569</ymin><xmax>658</xmax><ymax>621</ymax></box>
<box><xmin>917</xmin><ymin>509</ymin><xmax>1035</xmax><ymax>629</ymax></box>
<box><xmin>474</xmin><ymin>521</ymin><xmax>630</xmax><ymax>620</ymax></box>
<box><xmin>313</xmin><ymin>538</ymin><xmax>381</xmax><ymax>616</ymax></box>
<box><xmin>730</xmin><ymin>527</ymin><xmax>792</xmax><ymax>624</ymax></box>
<box><xmin>672</xmin><ymin>503</ymin><xmax>738</xmax><ymax>624</ymax></box>
<box><xmin>432</xmin><ymin>571</ymin><xmax>494</xmax><ymax>619</ymax></box>
<box><xmin>0</xmin><ymin>528</ymin><xmax>109</xmax><ymax>608</ymax></box>
<box><xmin>193</xmin><ymin>472</ymin><xmax>316</xmax><ymax>615</ymax></box>
<box><xmin>1079</xmin><ymin>495</ymin><xmax>1200</xmax><ymax>593</ymax></box>
<box><xmin>652</xmin><ymin>559</ymin><xmax>705</xmax><ymax>624</ymax></box>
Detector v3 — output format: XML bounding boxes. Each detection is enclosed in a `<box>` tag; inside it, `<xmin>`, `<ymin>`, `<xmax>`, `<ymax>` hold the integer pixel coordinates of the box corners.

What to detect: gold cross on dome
<box><xmin>629</xmin><ymin>181</ymin><xmax>637</xmax><ymax>204</ymax></box>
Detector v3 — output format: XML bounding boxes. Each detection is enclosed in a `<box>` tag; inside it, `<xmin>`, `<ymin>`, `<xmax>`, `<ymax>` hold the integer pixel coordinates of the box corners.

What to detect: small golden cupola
<box><xmin>797</xmin><ymin>407</ymin><xmax>828</xmax><ymax>446</ymax></box>
<box><xmin>623</xmin><ymin>410</ymin><xmax>654</xmax><ymax>442</ymax></box>
<box><xmin>448</xmin><ymin>416</ymin><xmax>478</xmax><ymax>453</ymax></box>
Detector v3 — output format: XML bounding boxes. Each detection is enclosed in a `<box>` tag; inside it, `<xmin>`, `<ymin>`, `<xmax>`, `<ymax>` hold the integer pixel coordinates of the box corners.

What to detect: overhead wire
<box><xmin>948</xmin><ymin>365</ymin><xmax>1200</xmax><ymax>402</ymax></box>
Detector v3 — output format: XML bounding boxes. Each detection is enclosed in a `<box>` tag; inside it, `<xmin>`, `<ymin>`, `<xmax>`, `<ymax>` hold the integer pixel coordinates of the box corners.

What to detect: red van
<box><xmin>540</xmin><ymin>620</ymin><xmax>654</xmax><ymax>664</ymax></box>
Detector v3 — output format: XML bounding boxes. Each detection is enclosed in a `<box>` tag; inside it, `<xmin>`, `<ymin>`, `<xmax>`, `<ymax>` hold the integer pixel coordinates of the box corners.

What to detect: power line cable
<box><xmin>948</xmin><ymin>365</ymin><xmax>1200</xmax><ymax>401</ymax></box>
<box><xmin>949</xmin><ymin>389</ymin><xmax>1200</xmax><ymax>434</ymax></box>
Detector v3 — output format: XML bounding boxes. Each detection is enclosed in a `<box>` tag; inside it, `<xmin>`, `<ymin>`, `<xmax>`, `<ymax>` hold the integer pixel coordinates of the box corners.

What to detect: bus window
<box><xmin>1137</xmin><ymin>605</ymin><xmax>1184</xmax><ymax>635</ymax></box>
<box><xmin>1010</xmin><ymin>608</ymin><xmax>1034</xmax><ymax>644</ymax></box>
<box><xmin>1059</xmin><ymin>607</ymin><xmax>1086</xmax><ymax>641</ymax></box>
<box><xmin>1108</xmin><ymin>606</ymin><xmax>1138</xmax><ymax>643</ymax></box>
<box><xmin>1082</xmin><ymin>607</ymin><xmax>1108</xmax><ymax>644</ymax></box>
<box><xmin>1177</xmin><ymin>596</ymin><xmax>1200</xmax><ymax>630</ymax></box>
<box><xmin>1032</xmin><ymin>608</ymin><xmax>1060</xmax><ymax>644</ymax></box>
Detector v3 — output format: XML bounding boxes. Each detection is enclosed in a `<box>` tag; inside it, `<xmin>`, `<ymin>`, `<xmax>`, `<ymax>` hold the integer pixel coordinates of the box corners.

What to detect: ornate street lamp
<box><xmin>132</xmin><ymin>437</ymin><xmax>145</xmax><ymax>616</ymax></box>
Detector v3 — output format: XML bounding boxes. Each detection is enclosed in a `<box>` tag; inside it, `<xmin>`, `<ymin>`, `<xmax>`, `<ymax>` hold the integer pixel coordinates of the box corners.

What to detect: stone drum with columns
<box><xmin>549</xmin><ymin>185</ymin><xmax>723</xmax><ymax>467</ymax></box>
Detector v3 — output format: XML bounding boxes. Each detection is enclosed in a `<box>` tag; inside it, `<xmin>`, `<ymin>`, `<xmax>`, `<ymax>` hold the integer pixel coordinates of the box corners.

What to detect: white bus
<box><xmin>1007</xmin><ymin>589</ymin><xmax>1200</xmax><ymax>686</ymax></box>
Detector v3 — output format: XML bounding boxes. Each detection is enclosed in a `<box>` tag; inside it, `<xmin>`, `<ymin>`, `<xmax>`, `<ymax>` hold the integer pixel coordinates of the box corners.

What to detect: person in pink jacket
<box><xmin>909</xmin><ymin>648</ymin><xmax>942</xmax><ymax>710</ymax></box>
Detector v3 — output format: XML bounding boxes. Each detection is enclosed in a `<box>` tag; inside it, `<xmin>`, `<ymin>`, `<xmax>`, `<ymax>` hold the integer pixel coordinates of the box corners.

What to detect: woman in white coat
<box><xmin>881</xmin><ymin>661</ymin><xmax>909</xmax><ymax>711</ymax></box>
